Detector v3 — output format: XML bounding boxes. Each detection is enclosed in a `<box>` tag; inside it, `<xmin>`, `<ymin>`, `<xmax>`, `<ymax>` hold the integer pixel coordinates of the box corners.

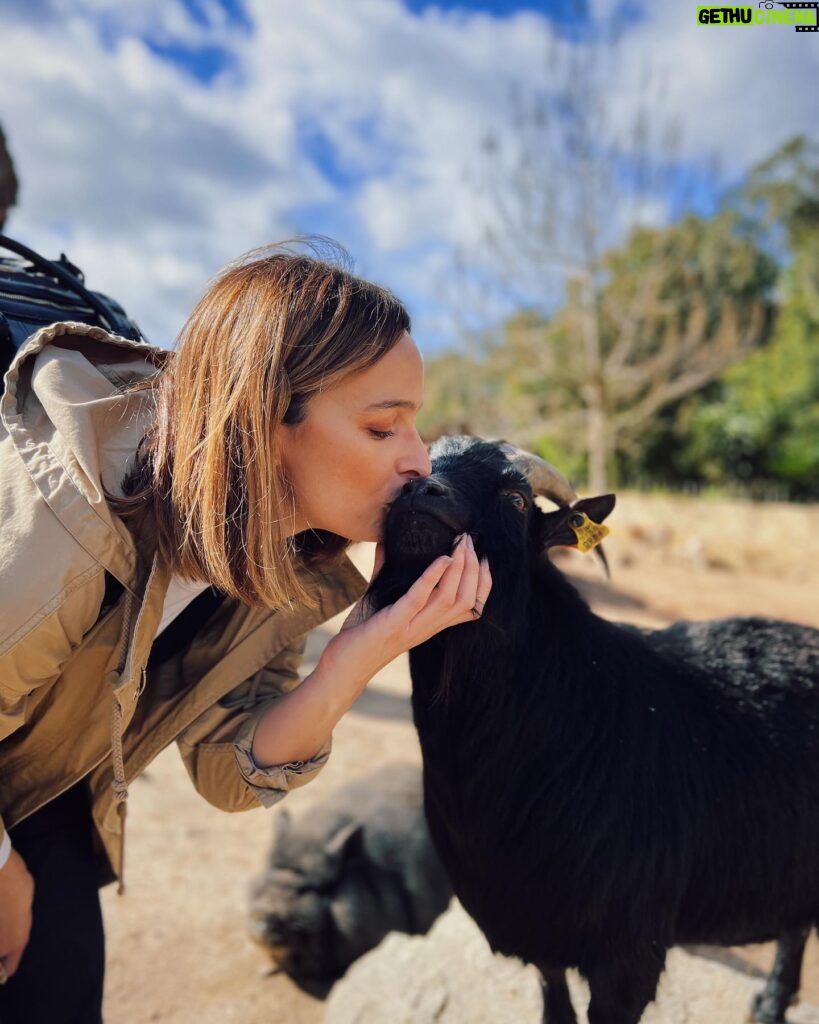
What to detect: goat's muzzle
<box><xmin>383</xmin><ymin>475</ymin><xmax>465</xmax><ymax>561</ymax></box>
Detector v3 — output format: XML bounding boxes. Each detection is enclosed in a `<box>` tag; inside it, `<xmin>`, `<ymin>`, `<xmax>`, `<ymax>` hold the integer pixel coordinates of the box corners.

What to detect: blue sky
<box><xmin>0</xmin><ymin>0</ymin><xmax>816</xmax><ymax>348</ymax></box>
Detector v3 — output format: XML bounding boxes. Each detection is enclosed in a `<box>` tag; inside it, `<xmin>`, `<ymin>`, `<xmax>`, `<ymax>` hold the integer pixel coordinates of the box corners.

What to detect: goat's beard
<box><xmin>370</xmin><ymin>506</ymin><xmax>459</xmax><ymax>612</ymax></box>
<box><xmin>389</xmin><ymin>509</ymin><xmax>455</xmax><ymax>559</ymax></box>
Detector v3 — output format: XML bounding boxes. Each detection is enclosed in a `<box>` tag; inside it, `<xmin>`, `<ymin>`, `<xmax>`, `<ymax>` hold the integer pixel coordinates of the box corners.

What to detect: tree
<box><xmin>426</xmin><ymin>212</ymin><xmax>776</xmax><ymax>487</ymax></box>
<box><xmin>594</xmin><ymin>213</ymin><xmax>775</xmax><ymax>464</ymax></box>
<box><xmin>691</xmin><ymin>138</ymin><xmax>818</xmax><ymax>498</ymax></box>
<box><xmin>624</xmin><ymin>137</ymin><xmax>819</xmax><ymax>500</ymax></box>
<box><xmin>454</xmin><ymin>21</ymin><xmax>721</xmax><ymax>489</ymax></box>
<box><xmin>0</xmin><ymin>124</ymin><xmax>19</xmax><ymax>230</ymax></box>
<box><xmin>743</xmin><ymin>135</ymin><xmax>819</xmax><ymax>322</ymax></box>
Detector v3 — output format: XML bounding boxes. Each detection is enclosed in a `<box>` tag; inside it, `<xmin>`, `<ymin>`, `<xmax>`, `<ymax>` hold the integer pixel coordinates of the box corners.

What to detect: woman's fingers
<box><xmin>429</xmin><ymin>533</ymin><xmax>468</xmax><ymax>610</ymax></box>
<box><xmin>400</xmin><ymin>553</ymin><xmax>454</xmax><ymax>620</ymax></box>
<box><xmin>0</xmin><ymin>850</ymin><xmax>34</xmax><ymax>981</ymax></box>
<box><xmin>472</xmin><ymin>555</ymin><xmax>492</xmax><ymax>616</ymax></box>
<box><xmin>429</xmin><ymin>536</ymin><xmax>492</xmax><ymax>627</ymax></box>
<box><xmin>397</xmin><ymin>536</ymin><xmax>468</xmax><ymax>626</ymax></box>
<box><xmin>454</xmin><ymin>536</ymin><xmax>481</xmax><ymax>607</ymax></box>
<box><xmin>400</xmin><ymin>534</ymin><xmax>488</xmax><ymax>635</ymax></box>
<box><xmin>2</xmin><ymin>949</ymin><xmax>21</xmax><ymax>979</ymax></box>
<box><xmin>329</xmin><ymin>536</ymin><xmax>493</xmax><ymax>674</ymax></box>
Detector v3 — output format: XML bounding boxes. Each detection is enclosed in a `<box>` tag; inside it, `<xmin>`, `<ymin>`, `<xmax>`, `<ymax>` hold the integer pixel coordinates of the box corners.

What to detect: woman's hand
<box><xmin>0</xmin><ymin>847</ymin><xmax>35</xmax><ymax>981</ymax></box>
<box><xmin>328</xmin><ymin>533</ymin><xmax>492</xmax><ymax>681</ymax></box>
<box><xmin>250</xmin><ymin>535</ymin><xmax>491</xmax><ymax>768</ymax></box>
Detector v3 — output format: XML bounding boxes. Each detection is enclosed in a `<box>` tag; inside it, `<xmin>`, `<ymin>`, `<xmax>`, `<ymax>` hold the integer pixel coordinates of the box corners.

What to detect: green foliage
<box><xmin>630</xmin><ymin>136</ymin><xmax>819</xmax><ymax>500</ymax></box>
<box><xmin>744</xmin><ymin>135</ymin><xmax>819</xmax><ymax>253</ymax></box>
<box><xmin>423</xmin><ymin>135</ymin><xmax>819</xmax><ymax>500</ymax></box>
<box><xmin>419</xmin><ymin>316</ymin><xmax>592</xmax><ymax>483</ymax></box>
<box><xmin>424</xmin><ymin>212</ymin><xmax>776</xmax><ymax>486</ymax></box>
<box><xmin>641</xmin><ymin>289</ymin><xmax>819</xmax><ymax>499</ymax></box>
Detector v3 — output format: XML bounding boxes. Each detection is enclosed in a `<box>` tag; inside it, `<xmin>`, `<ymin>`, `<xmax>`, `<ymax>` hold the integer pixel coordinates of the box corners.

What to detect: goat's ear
<box><xmin>539</xmin><ymin>494</ymin><xmax>616</xmax><ymax>551</ymax></box>
<box><xmin>575</xmin><ymin>494</ymin><xmax>616</xmax><ymax>524</ymax></box>
<box><xmin>539</xmin><ymin>508</ymin><xmax>579</xmax><ymax>551</ymax></box>
<box><xmin>270</xmin><ymin>809</ymin><xmax>293</xmax><ymax>865</ymax></box>
<box><xmin>325</xmin><ymin>822</ymin><xmax>365</xmax><ymax>865</ymax></box>
<box><xmin>275</xmin><ymin>808</ymin><xmax>292</xmax><ymax>841</ymax></box>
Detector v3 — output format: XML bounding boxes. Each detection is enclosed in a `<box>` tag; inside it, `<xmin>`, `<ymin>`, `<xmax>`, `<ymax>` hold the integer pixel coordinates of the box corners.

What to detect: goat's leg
<box><xmin>537</xmin><ymin>967</ymin><xmax>577</xmax><ymax>1024</ymax></box>
<box><xmin>584</xmin><ymin>949</ymin><xmax>665</xmax><ymax>1024</ymax></box>
<box><xmin>750</xmin><ymin>926</ymin><xmax>810</xmax><ymax>1024</ymax></box>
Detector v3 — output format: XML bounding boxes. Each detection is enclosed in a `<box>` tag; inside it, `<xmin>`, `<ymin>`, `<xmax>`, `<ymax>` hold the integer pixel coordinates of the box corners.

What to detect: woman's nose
<box><xmin>400</xmin><ymin>431</ymin><xmax>432</xmax><ymax>479</ymax></box>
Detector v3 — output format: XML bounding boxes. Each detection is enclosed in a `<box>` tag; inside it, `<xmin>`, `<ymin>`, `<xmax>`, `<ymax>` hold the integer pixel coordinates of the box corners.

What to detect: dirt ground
<box><xmin>101</xmin><ymin>492</ymin><xmax>819</xmax><ymax>1024</ymax></box>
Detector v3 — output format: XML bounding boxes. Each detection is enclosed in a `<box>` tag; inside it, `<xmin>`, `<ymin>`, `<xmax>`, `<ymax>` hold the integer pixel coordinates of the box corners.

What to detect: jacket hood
<box><xmin>1</xmin><ymin>320</ymin><xmax>168</xmax><ymax>596</ymax></box>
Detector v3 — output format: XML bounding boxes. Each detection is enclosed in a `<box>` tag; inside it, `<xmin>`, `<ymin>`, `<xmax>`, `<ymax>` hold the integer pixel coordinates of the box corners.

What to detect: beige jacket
<box><xmin>0</xmin><ymin>322</ymin><xmax>366</xmax><ymax>883</ymax></box>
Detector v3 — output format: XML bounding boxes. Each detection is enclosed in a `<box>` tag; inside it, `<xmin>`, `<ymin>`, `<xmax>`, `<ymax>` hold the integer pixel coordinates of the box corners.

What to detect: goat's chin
<box><xmin>385</xmin><ymin>510</ymin><xmax>458</xmax><ymax>563</ymax></box>
<box><xmin>368</xmin><ymin>519</ymin><xmax>458</xmax><ymax>612</ymax></box>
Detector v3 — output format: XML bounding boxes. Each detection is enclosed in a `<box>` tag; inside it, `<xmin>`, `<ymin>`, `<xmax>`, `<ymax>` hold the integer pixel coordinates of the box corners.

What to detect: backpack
<box><xmin>0</xmin><ymin>234</ymin><xmax>146</xmax><ymax>370</ymax></box>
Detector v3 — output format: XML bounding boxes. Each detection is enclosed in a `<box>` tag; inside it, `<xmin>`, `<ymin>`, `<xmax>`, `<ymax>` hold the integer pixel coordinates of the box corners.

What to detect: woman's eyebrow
<box><xmin>364</xmin><ymin>399</ymin><xmax>420</xmax><ymax>412</ymax></box>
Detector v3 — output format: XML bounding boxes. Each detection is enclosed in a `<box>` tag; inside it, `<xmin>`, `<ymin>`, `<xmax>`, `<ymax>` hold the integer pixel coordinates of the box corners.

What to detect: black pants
<box><xmin>0</xmin><ymin>589</ymin><xmax>227</xmax><ymax>1024</ymax></box>
<box><xmin>0</xmin><ymin>785</ymin><xmax>105</xmax><ymax>1024</ymax></box>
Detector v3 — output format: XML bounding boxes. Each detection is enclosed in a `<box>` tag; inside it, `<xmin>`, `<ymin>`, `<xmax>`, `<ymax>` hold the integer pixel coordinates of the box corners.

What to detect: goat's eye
<box><xmin>505</xmin><ymin>491</ymin><xmax>528</xmax><ymax>512</ymax></box>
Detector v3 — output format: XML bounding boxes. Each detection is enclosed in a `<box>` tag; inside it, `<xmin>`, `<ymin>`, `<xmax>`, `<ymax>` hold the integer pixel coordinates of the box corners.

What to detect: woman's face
<box><xmin>278</xmin><ymin>331</ymin><xmax>432</xmax><ymax>542</ymax></box>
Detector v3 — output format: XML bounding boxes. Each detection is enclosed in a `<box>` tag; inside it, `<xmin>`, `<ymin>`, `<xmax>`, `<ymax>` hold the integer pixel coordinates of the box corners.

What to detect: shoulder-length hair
<box><xmin>114</xmin><ymin>243</ymin><xmax>411</xmax><ymax>609</ymax></box>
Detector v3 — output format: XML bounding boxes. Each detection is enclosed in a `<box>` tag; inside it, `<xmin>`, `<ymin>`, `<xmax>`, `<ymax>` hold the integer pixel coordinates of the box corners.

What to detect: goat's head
<box><xmin>369</xmin><ymin>435</ymin><xmax>615</xmax><ymax>623</ymax></box>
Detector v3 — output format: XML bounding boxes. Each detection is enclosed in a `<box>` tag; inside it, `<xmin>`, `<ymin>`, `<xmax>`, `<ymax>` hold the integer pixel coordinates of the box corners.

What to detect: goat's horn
<box><xmin>499</xmin><ymin>442</ymin><xmax>579</xmax><ymax>508</ymax></box>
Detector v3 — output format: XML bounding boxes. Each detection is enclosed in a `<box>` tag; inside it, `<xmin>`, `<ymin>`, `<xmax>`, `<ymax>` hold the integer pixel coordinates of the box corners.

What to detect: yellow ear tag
<box><xmin>568</xmin><ymin>512</ymin><xmax>609</xmax><ymax>552</ymax></box>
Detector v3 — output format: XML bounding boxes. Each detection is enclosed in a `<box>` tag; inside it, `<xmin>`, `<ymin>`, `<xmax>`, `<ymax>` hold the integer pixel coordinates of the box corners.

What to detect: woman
<box><xmin>0</xmin><ymin>246</ymin><xmax>491</xmax><ymax>1022</ymax></box>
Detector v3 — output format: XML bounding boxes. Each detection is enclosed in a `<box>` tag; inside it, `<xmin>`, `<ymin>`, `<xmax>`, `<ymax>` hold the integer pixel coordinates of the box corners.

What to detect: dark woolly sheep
<box><xmin>367</xmin><ymin>435</ymin><xmax>819</xmax><ymax>1024</ymax></box>
<box><xmin>247</xmin><ymin>762</ymin><xmax>451</xmax><ymax>982</ymax></box>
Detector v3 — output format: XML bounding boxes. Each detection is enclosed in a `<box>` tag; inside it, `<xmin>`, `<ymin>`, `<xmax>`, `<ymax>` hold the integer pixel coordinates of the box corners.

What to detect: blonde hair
<box><xmin>115</xmin><ymin>244</ymin><xmax>410</xmax><ymax>609</ymax></box>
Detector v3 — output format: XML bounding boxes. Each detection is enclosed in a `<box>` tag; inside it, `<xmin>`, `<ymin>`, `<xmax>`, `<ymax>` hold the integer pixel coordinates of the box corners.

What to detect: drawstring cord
<box><xmin>111</xmin><ymin>699</ymin><xmax>128</xmax><ymax>896</ymax></box>
<box><xmin>110</xmin><ymin>590</ymin><xmax>136</xmax><ymax>896</ymax></box>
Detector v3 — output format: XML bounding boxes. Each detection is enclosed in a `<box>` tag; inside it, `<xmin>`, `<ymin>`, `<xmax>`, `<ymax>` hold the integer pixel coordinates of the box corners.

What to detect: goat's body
<box><xmin>371</xmin><ymin>436</ymin><xmax>819</xmax><ymax>1023</ymax></box>
<box><xmin>411</xmin><ymin>565</ymin><xmax>819</xmax><ymax>1008</ymax></box>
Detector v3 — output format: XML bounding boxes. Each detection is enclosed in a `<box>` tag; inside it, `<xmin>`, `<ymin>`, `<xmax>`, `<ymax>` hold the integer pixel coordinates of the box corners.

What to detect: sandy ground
<box><xmin>101</xmin><ymin>493</ymin><xmax>819</xmax><ymax>1024</ymax></box>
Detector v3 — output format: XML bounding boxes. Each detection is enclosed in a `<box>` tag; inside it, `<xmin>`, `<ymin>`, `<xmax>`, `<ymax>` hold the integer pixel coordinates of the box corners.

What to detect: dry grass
<box><xmin>606</xmin><ymin>490</ymin><xmax>819</xmax><ymax>581</ymax></box>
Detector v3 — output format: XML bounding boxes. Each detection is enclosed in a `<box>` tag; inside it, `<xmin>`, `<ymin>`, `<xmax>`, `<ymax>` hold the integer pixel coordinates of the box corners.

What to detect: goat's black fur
<box><xmin>368</xmin><ymin>436</ymin><xmax>819</xmax><ymax>1024</ymax></box>
<box><xmin>247</xmin><ymin>764</ymin><xmax>451</xmax><ymax>983</ymax></box>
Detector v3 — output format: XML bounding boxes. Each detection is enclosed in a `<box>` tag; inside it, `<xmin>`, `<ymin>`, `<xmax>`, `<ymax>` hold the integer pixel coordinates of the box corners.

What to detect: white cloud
<box><xmin>0</xmin><ymin>0</ymin><xmax>815</xmax><ymax>350</ymax></box>
<box><xmin>612</xmin><ymin>0</ymin><xmax>818</xmax><ymax>174</ymax></box>
<box><xmin>52</xmin><ymin>0</ymin><xmax>233</xmax><ymax>48</ymax></box>
<box><xmin>1</xmin><ymin>7</ymin><xmax>320</xmax><ymax>341</ymax></box>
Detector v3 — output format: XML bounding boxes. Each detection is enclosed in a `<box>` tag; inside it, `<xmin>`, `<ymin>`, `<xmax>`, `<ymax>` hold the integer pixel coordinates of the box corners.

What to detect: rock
<box><xmin>325</xmin><ymin>900</ymin><xmax>541</xmax><ymax>1024</ymax></box>
<box><xmin>326</xmin><ymin>900</ymin><xmax>819</xmax><ymax>1024</ymax></box>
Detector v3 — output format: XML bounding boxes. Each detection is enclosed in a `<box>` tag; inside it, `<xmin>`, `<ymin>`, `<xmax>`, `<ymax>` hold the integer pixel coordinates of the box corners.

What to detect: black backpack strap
<box><xmin>0</xmin><ymin>234</ymin><xmax>140</xmax><ymax>340</ymax></box>
<box><xmin>0</xmin><ymin>319</ymin><xmax>15</xmax><ymax>370</ymax></box>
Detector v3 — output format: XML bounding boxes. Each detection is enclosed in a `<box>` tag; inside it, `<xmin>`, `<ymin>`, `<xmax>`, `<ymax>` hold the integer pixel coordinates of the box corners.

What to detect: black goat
<box><xmin>247</xmin><ymin>764</ymin><xmax>451</xmax><ymax>983</ymax></box>
<box><xmin>368</xmin><ymin>435</ymin><xmax>819</xmax><ymax>1024</ymax></box>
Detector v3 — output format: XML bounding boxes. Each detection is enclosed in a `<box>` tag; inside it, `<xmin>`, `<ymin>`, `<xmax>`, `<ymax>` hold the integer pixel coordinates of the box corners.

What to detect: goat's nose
<box><xmin>402</xmin><ymin>476</ymin><xmax>448</xmax><ymax>497</ymax></box>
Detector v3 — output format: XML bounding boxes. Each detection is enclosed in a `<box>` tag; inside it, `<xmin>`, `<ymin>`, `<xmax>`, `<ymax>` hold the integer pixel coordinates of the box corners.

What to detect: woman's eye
<box><xmin>506</xmin><ymin>491</ymin><xmax>527</xmax><ymax>511</ymax></box>
<box><xmin>368</xmin><ymin>428</ymin><xmax>395</xmax><ymax>440</ymax></box>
